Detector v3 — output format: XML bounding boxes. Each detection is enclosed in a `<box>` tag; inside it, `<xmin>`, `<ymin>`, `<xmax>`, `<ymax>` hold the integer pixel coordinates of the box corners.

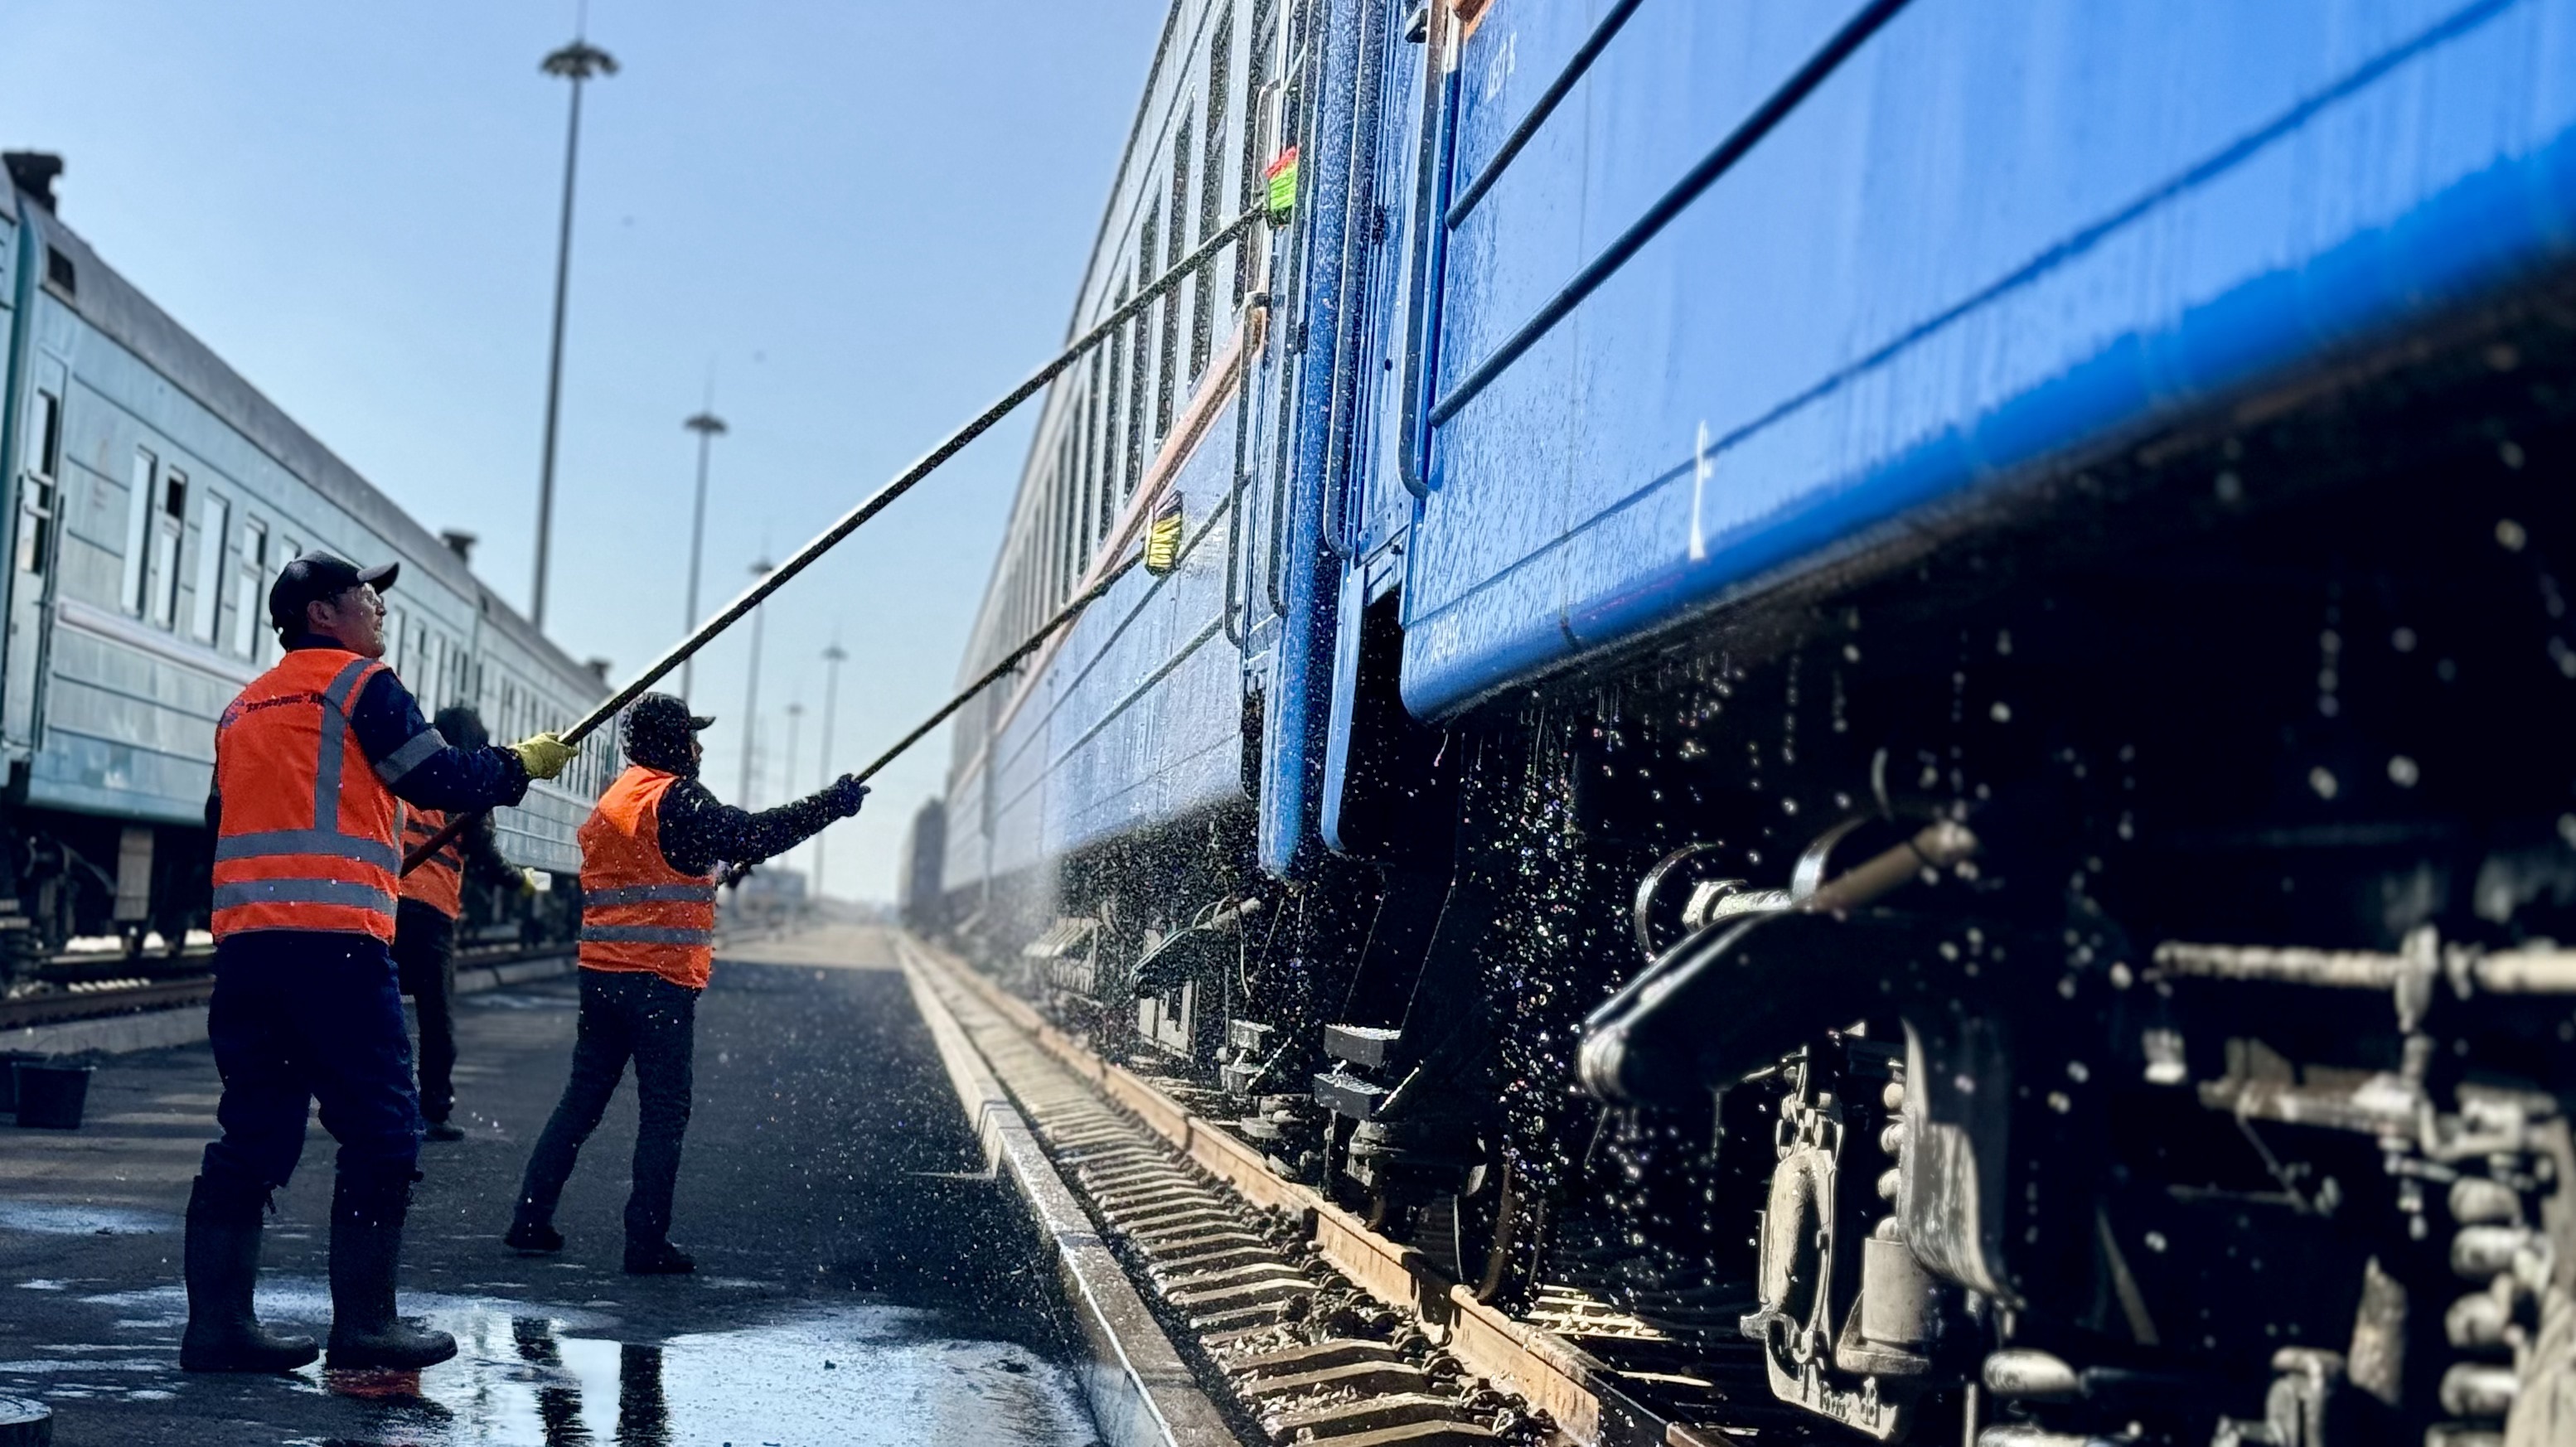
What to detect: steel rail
<box><xmin>404</xmin><ymin>206</ymin><xmax>1268</xmax><ymax>875</ymax></box>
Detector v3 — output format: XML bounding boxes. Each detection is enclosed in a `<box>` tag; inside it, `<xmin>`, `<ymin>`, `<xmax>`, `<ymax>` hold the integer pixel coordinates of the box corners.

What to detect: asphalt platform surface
<box><xmin>0</xmin><ymin>924</ymin><xmax>1098</xmax><ymax>1446</ymax></box>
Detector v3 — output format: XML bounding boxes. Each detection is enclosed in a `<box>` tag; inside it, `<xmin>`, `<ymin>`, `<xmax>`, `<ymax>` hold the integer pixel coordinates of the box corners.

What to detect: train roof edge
<box><xmin>7</xmin><ymin>176</ymin><xmax>606</xmax><ymax>701</ymax></box>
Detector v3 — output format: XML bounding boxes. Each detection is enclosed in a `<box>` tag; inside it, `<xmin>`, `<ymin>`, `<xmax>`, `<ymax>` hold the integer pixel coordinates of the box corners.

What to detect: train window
<box><xmin>1160</xmin><ymin>123</ymin><xmax>1189</xmax><ymax>436</ymax></box>
<box><xmin>189</xmin><ymin>493</ymin><xmax>228</xmax><ymax>642</ymax></box>
<box><xmin>148</xmin><ymin>470</ymin><xmax>187</xmax><ymax>629</ymax></box>
<box><xmin>26</xmin><ymin>389</ymin><xmax>60</xmax><ymax>479</ymax></box>
<box><xmin>231</xmin><ymin>519</ymin><xmax>266</xmax><ymax>657</ymax></box>
<box><xmin>1125</xmin><ymin>258</ymin><xmax>1150</xmax><ymax>501</ymax></box>
<box><xmin>1195</xmin><ymin>12</ymin><xmax>1232</xmax><ymax>378</ymax></box>
<box><xmin>1106</xmin><ymin>283</ymin><xmax>1131</xmax><ymax>530</ymax></box>
<box><xmin>1082</xmin><ymin>356</ymin><xmax>1103</xmax><ymax>557</ymax></box>
<box><xmin>1237</xmin><ymin>0</ymin><xmax>1276</xmax><ymax>304</ymax></box>
<box><xmin>17</xmin><ymin>390</ymin><xmax>61</xmax><ymax>578</ymax></box>
<box><xmin>121</xmin><ymin>448</ymin><xmax>157</xmax><ymax>614</ymax></box>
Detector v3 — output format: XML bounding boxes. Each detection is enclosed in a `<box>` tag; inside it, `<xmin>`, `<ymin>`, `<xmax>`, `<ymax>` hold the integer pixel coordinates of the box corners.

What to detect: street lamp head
<box><xmin>822</xmin><ymin>642</ymin><xmax>849</xmax><ymax>665</ymax></box>
<box><xmin>751</xmin><ymin>558</ymin><xmax>776</xmax><ymax>578</ymax></box>
<box><xmin>541</xmin><ymin>40</ymin><xmax>618</xmax><ymax>81</ymax></box>
<box><xmin>684</xmin><ymin>411</ymin><xmax>729</xmax><ymax>437</ymax></box>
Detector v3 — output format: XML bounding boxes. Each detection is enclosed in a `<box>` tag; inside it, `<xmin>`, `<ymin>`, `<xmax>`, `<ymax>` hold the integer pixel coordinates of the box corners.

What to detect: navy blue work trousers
<box><xmin>515</xmin><ymin>968</ymin><xmax>698</xmax><ymax>1246</ymax></box>
<box><xmin>201</xmin><ymin>931</ymin><xmax>422</xmax><ymax>1190</ymax></box>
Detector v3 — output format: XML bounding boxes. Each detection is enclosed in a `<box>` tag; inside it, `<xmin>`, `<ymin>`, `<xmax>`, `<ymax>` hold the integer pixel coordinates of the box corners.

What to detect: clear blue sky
<box><xmin>0</xmin><ymin>1</ymin><xmax>1170</xmax><ymax>900</ymax></box>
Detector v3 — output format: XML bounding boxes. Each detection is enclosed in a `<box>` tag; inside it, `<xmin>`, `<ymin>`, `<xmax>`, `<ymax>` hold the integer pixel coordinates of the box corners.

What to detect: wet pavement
<box><xmin>0</xmin><ymin>925</ymin><xmax>1100</xmax><ymax>1446</ymax></box>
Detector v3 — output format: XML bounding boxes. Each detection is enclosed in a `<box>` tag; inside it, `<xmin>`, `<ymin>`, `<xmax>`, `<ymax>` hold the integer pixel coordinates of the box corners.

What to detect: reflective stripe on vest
<box><xmin>577</xmin><ymin>765</ymin><xmax>719</xmax><ymax>988</ymax></box>
<box><xmin>211</xmin><ymin>651</ymin><xmax>404</xmax><ymax>941</ymax></box>
<box><xmin>398</xmin><ymin>806</ymin><xmax>467</xmax><ymax>919</ymax></box>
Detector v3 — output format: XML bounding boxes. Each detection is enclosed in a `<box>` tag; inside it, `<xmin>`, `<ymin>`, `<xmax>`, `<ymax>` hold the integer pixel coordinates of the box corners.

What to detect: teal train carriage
<box><xmin>0</xmin><ymin>155</ymin><xmax>613</xmax><ymax>961</ymax></box>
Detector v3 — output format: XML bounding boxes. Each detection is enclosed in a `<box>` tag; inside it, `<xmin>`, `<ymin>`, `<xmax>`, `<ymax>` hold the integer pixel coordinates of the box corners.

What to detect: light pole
<box><xmin>782</xmin><ymin>699</ymin><xmax>804</xmax><ymax>841</ymax></box>
<box><xmin>738</xmin><ymin>558</ymin><xmax>775</xmax><ymax>806</ymax></box>
<box><xmin>679</xmin><ymin>409</ymin><xmax>726</xmax><ymax>700</ymax></box>
<box><xmin>813</xmin><ymin>641</ymin><xmax>846</xmax><ymax>898</ymax></box>
<box><xmin>528</xmin><ymin>35</ymin><xmax>617</xmax><ymax>632</ymax></box>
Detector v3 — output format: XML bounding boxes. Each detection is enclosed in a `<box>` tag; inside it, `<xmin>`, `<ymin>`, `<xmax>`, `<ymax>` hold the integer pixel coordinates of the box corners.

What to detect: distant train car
<box><xmin>0</xmin><ymin>154</ymin><xmax>612</xmax><ymax>960</ymax></box>
<box><xmin>925</xmin><ymin>2</ymin><xmax>2576</xmax><ymax>1441</ymax></box>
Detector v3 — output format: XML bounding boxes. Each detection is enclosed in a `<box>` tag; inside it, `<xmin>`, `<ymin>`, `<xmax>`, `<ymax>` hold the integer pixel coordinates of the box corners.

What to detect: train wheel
<box><xmin>1457</xmin><ymin>1161</ymin><xmax>1543</xmax><ymax>1304</ymax></box>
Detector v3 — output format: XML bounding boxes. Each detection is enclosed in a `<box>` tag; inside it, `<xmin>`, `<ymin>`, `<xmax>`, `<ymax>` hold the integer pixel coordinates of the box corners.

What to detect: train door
<box><xmin>2</xmin><ymin>354</ymin><xmax>65</xmax><ymax>748</ymax></box>
<box><xmin>1315</xmin><ymin>0</ymin><xmax>1460</xmax><ymax>858</ymax></box>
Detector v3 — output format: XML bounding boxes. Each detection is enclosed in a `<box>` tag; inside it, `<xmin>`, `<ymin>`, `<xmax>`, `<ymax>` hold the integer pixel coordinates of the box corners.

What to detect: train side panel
<box><xmin>1401</xmin><ymin>0</ymin><xmax>2576</xmax><ymax>716</ymax></box>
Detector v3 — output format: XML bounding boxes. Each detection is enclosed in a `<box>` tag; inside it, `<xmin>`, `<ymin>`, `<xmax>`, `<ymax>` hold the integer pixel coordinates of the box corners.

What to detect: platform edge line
<box><xmin>893</xmin><ymin>932</ymin><xmax>1247</xmax><ymax>1447</ymax></box>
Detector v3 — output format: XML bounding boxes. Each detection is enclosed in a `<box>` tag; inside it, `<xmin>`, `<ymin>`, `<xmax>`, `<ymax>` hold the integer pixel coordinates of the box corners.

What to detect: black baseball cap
<box><xmin>627</xmin><ymin>693</ymin><xmax>714</xmax><ymax>735</ymax></box>
<box><xmin>622</xmin><ymin>693</ymin><xmax>714</xmax><ymax>773</ymax></box>
<box><xmin>268</xmin><ymin>550</ymin><xmax>399</xmax><ymax>636</ymax></box>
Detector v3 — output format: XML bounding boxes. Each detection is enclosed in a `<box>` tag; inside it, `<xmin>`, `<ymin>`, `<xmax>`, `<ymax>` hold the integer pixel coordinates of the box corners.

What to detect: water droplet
<box><xmin>2308</xmin><ymin>767</ymin><xmax>2339</xmax><ymax>800</ymax></box>
<box><xmin>2500</xmin><ymin>438</ymin><xmax>2527</xmax><ymax>467</ymax></box>
<box><xmin>2145</xmin><ymin>1231</ymin><xmax>2169</xmax><ymax>1253</ymax></box>
<box><xmin>2215</xmin><ymin>471</ymin><xmax>2244</xmax><ymax>504</ymax></box>
<box><xmin>2391</xmin><ymin>627</ymin><xmax>2417</xmax><ymax>653</ymax></box>
<box><xmin>1989</xmin><ymin>701</ymin><xmax>2012</xmax><ymax>724</ymax></box>
<box><xmin>2498</xmin><ymin>518</ymin><xmax>2529</xmax><ymax>552</ymax></box>
<box><xmin>2387</xmin><ymin>755</ymin><xmax>2419</xmax><ymax>788</ymax></box>
<box><xmin>2066</xmin><ymin>1061</ymin><xmax>2090</xmax><ymax>1083</ymax></box>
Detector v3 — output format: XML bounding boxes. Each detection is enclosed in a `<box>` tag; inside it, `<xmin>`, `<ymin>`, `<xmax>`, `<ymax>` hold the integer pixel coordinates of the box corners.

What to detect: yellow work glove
<box><xmin>518</xmin><ymin>868</ymin><xmax>542</xmax><ymax>897</ymax></box>
<box><xmin>510</xmin><ymin>732</ymin><xmax>579</xmax><ymax>781</ymax></box>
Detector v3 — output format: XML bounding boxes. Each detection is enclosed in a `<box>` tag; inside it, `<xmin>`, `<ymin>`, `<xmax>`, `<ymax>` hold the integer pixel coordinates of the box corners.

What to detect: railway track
<box><xmin>898</xmin><ymin>932</ymin><xmax>1789</xmax><ymax>1447</ymax></box>
<box><xmin>0</xmin><ymin>940</ymin><xmax>575</xmax><ymax>1032</ymax></box>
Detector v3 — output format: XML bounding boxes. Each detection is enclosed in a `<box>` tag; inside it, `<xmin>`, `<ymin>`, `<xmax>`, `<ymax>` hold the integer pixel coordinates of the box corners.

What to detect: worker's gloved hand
<box><xmin>518</xmin><ymin>868</ymin><xmax>542</xmax><ymax>897</ymax></box>
<box><xmin>510</xmin><ymin>732</ymin><xmax>579</xmax><ymax>781</ymax></box>
<box><xmin>821</xmin><ymin>774</ymin><xmax>870</xmax><ymax>819</ymax></box>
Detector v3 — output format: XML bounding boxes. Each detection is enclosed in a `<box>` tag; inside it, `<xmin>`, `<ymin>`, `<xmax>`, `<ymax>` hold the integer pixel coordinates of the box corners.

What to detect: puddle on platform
<box><xmin>8</xmin><ymin>1285</ymin><xmax>1095</xmax><ymax>1446</ymax></box>
<box><xmin>0</xmin><ymin>1202</ymin><xmax>170</xmax><ymax>1236</ymax></box>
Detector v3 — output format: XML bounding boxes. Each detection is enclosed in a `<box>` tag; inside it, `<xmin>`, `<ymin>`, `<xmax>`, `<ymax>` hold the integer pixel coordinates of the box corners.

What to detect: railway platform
<box><xmin>0</xmin><ymin>925</ymin><xmax>1106</xmax><ymax>1447</ymax></box>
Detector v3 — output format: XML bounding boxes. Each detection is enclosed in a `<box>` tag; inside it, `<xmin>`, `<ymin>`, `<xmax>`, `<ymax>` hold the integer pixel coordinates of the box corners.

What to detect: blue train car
<box><xmin>928</xmin><ymin>2</ymin><xmax>2576</xmax><ymax>1440</ymax></box>
<box><xmin>0</xmin><ymin>157</ymin><xmax>613</xmax><ymax>957</ymax></box>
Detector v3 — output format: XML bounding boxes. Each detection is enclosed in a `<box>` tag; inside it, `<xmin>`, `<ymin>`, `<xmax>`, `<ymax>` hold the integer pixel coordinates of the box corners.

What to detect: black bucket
<box><xmin>0</xmin><ymin>1051</ymin><xmax>40</xmax><ymax>1112</ymax></box>
<box><xmin>0</xmin><ymin>1393</ymin><xmax>53</xmax><ymax>1446</ymax></box>
<box><xmin>12</xmin><ymin>1061</ymin><xmax>90</xmax><ymax>1130</ymax></box>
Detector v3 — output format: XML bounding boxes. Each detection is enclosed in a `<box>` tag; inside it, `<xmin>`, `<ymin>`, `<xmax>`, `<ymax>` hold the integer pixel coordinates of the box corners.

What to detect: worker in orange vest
<box><xmin>394</xmin><ymin>704</ymin><xmax>529</xmax><ymax>1142</ymax></box>
<box><xmin>184</xmin><ymin>552</ymin><xmax>579</xmax><ymax>1375</ymax></box>
<box><xmin>506</xmin><ymin>693</ymin><xmax>864</xmax><ymax>1274</ymax></box>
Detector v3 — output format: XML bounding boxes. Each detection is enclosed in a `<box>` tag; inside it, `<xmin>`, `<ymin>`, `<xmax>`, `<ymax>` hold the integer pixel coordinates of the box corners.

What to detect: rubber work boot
<box><xmin>179</xmin><ymin>1173</ymin><xmax>320</xmax><ymax>1373</ymax></box>
<box><xmin>622</xmin><ymin>1239</ymin><xmax>695</xmax><ymax>1275</ymax></box>
<box><xmin>324</xmin><ymin>1169</ymin><xmax>457</xmax><ymax>1370</ymax></box>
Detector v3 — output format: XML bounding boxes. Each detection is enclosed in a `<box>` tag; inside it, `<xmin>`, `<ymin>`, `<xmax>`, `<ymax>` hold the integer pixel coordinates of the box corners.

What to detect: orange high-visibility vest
<box><xmin>398</xmin><ymin>806</ymin><xmax>465</xmax><ymax>919</ymax></box>
<box><xmin>577</xmin><ymin>766</ymin><xmax>717</xmax><ymax>990</ymax></box>
<box><xmin>211</xmin><ymin>649</ymin><xmax>403</xmax><ymax>941</ymax></box>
